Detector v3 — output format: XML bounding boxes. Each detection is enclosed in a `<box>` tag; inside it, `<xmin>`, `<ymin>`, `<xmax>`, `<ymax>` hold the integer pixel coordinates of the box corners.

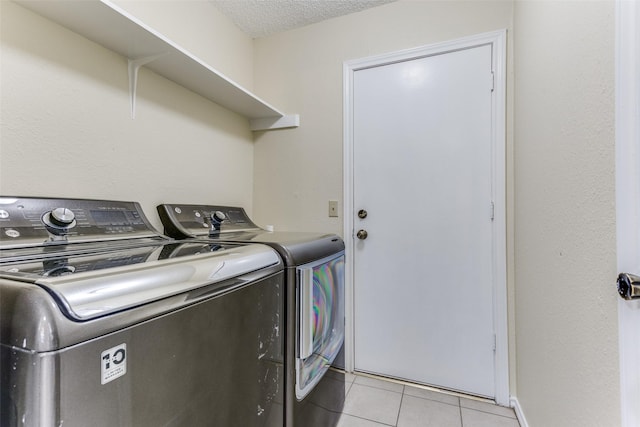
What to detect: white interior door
<box><xmin>351</xmin><ymin>42</ymin><xmax>497</xmax><ymax>398</ymax></box>
<box><xmin>616</xmin><ymin>1</ymin><xmax>640</xmax><ymax>425</ymax></box>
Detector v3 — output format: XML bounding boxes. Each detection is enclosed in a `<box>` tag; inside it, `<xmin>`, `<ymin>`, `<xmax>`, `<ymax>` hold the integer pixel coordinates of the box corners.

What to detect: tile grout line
<box><xmin>460</xmin><ymin>406</ymin><xmax>518</xmax><ymax>420</ymax></box>
<box><xmin>394</xmin><ymin>385</ymin><xmax>405</xmax><ymax>427</ymax></box>
<box><xmin>342</xmin><ymin>413</ymin><xmax>396</xmax><ymax>427</ymax></box>
<box><xmin>459</xmin><ymin>400</ymin><xmax>465</xmax><ymax>427</ymax></box>
<box><xmin>402</xmin><ymin>393</ymin><xmax>461</xmax><ymax>409</ymax></box>
<box><xmin>345</xmin><ymin>380</ymin><xmax>354</xmax><ymax>398</ymax></box>
<box><xmin>353</xmin><ymin>381</ymin><xmax>404</xmax><ymax>394</ymax></box>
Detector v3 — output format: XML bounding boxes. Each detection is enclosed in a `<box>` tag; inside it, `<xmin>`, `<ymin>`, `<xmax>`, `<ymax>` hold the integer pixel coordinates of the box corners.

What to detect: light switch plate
<box><xmin>329</xmin><ymin>200</ymin><xmax>339</xmax><ymax>217</ymax></box>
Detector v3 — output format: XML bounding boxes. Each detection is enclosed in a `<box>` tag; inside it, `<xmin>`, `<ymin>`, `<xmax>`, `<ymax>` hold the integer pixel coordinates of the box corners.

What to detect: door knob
<box><xmin>358</xmin><ymin>209</ymin><xmax>368</xmax><ymax>219</ymax></box>
<box><xmin>618</xmin><ymin>273</ymin><xmax>640</xmax><ymax>300</ymax></box>
<box><xmin>356</xmin><ymin>229</ymin><xmax>368</xmax><ymax>240</ymax></box>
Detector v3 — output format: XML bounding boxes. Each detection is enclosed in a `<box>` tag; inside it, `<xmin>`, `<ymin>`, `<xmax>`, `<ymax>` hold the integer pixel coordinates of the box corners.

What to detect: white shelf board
<box><xmin>14</xmin><ymin>0</ymin><xmax>298</xmax><ymax>127</ymax></box>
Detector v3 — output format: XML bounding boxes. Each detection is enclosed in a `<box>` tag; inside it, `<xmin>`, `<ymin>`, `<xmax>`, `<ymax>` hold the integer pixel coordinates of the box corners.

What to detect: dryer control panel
<box><xmin>157</xmin><ymin>204</ymin><xmax>260</xmax><ymax>239</ymax></box>
<box><xmin>0</xmin><ymin>197</ymin><xmax>159</xmax><ymax>248</ymax></box>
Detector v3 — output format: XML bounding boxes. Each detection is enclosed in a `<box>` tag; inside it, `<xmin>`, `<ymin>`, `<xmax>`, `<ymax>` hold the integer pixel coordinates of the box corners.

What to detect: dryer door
<box><xmin>295</xmin><ymin>252</ymin><xmax>345</xmax><ymax>400</ymax></box>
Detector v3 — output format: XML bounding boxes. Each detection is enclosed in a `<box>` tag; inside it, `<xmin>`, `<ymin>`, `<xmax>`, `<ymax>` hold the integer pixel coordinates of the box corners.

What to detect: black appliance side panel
<box><xmin>1</xmin><ymin>272</ymin><xmax>284</xmax><ymax>427</ymax></box>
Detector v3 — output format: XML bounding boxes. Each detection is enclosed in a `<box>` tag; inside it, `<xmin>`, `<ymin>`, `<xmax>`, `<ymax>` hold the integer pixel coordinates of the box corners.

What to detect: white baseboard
<box><xmin>510</xmin><ymin>396</ymin><xmax>529</xmax><ymax>427</ymax></box>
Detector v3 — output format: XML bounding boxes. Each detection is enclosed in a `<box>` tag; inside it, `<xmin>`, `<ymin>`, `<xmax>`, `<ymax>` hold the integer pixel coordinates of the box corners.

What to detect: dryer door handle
<box><xmin>299</xmin><ymin>268</ymin><xmax>314</xmax><ymax>359</ymax></box>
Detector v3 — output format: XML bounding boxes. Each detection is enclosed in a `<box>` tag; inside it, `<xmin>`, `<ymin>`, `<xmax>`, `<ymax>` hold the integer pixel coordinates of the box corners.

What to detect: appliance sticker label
<box><xmin>101</xmin><ymin>343</ymin><xmax>127</xmax><ymax>385</ymax></box>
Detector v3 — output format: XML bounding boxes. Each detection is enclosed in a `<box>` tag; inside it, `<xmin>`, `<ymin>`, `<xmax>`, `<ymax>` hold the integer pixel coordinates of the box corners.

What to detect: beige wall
<box><xmin>111</xmin><ymin>0</ymin><xmax>254</xmax><ymax>90</ymax></box>
<box><xmin>252</xmin><ymin>0</ymin><xmax>514</xmax><ymax>234</ymax></box>
<box><xmin>0</xmin><ymin>0</ymin><xmax>255</xmax><ymax>231</ymax></box>
<box><xmin>0</xmin><ymin>0</ymin><xmax>622</xmax><ymax>424</ymax></box>
<box><xmin>513</xmin><ymin>1</ymin><xmax>619</xmax><ymax>426</ymax></box>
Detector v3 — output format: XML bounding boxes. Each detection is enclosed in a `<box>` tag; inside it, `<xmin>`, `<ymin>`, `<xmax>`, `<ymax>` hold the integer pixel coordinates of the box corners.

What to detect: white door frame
<box><xmin>616</xmin><ymin>1</ymin><xmax>640</xmax><ymax>425</ymax></box>
<box><xmin>343</xmin><ymin>30</ymin><xmax>508</xmax><ymax>405</ymax></box>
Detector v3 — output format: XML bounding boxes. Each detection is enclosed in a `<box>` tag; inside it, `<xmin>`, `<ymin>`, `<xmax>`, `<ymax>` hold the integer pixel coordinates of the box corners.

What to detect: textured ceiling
<box><xmin>210</xmin><ymin>0</ymin><xmax>397</xmax><ymax>39</ymax></box>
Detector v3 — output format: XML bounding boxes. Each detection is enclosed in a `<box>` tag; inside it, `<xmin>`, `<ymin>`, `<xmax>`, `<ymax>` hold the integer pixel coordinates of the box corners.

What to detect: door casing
<box><xmin>616</xmin><ymin>1</ymin><xmax>640</xmax><ymax>425</ymax></box>
<box><xmin>342</xmin><ymin>30</ymin><xmax>509</xmax><ymax>405</ymax></box>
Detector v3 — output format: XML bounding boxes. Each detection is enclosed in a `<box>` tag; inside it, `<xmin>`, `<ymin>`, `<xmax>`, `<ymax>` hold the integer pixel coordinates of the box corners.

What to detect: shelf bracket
<box><xmin>249</xmin><ymin>114</ymin><xmax>300</xmax><ymax>131</ymax></box>
<box><xmin>127</xmin><ymin>53</ymin><xmax>168</xmax><ymax>118</ymax></box>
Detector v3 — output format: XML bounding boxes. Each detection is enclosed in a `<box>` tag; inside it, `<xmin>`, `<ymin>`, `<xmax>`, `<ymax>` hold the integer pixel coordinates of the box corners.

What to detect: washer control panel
<box><xmin>157</xmin><ymin>204</ymin><xmax>259</xmax><ymax>239</ymax></box>
<box><xmin>0</xmin><ymin>197</ymin><xmax>158</xmax><ymax>247</ymax></box>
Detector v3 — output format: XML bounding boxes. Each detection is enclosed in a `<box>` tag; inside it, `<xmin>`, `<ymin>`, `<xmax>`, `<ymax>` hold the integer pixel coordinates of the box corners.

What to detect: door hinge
<box><xmin>490</xmin><ymin>71</ymin><xmax>495</xmax><ymax>92</ymax></box>
<box><xmin>490</xmin><ymin>201</ymin><xmax>495</xmax><ymax>221</ymax></box>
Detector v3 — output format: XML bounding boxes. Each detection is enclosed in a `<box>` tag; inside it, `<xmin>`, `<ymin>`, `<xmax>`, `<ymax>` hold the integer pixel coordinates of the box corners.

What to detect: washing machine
<box><xmin>157</xmin><ymin>203</ymin><xmax>346</xmax><ymax>427</ymax></box>
<box><xmin>0</xmin><ymin>197</ymin><xmax>284</xmax><ymax>427</ymax></box>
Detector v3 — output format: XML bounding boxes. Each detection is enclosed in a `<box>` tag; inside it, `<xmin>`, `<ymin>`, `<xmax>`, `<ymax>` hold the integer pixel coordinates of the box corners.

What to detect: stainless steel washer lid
<box><xmin>1</xmin><ymin>243</ymin><xmax>280</xmax><ymax>321</ymax></box>
<box><xmin>158</xmin><ymin>203</ymin><xmax>345</xmax><ymax>265</ymax></box>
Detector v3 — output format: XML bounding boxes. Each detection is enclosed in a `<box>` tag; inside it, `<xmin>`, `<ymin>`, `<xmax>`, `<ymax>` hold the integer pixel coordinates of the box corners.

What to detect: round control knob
<box><xmin>211</xmin><ymin>211</ymin><xmax>226</xmax><ymax>223</ymax></box>
<box><xmin>50</xmin><ymin>207</ymin><xmax>76</xmax><ymax>227</ymax></box>
<box><xmin>357</xmin><ymin>229</ymin><xmax>368</xmax><ymax>240</ymax></box>
<box><xmin>42</xmin><ymin>207</ymin><xmax>77</xmax><ymax>232</ymax></box>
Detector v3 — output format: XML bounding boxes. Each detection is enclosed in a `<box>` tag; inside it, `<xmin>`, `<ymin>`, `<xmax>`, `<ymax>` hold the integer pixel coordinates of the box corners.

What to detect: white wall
<box><xmin>0</xmin><ymin>0</ymin><xmax>255</xmax><ymax>231</ymax></box>
<box><xmin>513</xmin><ymin>1</ymin><xmax>619</xmax><ymax>425</ymax></box>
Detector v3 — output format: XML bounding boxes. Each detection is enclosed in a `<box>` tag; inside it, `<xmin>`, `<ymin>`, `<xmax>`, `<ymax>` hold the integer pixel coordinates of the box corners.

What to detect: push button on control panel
<box><xmin>4</xmin><ymin>229</ymin><xmax>20</xmax><ymax>238</ymax></box>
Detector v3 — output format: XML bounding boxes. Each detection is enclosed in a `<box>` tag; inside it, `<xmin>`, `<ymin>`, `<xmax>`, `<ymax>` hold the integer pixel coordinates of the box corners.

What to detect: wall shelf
<box><xmin>14</xmin><ymin>0</ymin><xmax>299</xmax><ymax>131</ymax></box>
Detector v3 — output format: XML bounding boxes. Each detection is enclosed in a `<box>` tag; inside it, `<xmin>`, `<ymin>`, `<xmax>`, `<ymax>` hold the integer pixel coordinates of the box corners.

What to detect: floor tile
<box><xmin>308</xmin><ymin>374</ymin><xmax>347</xmax><ymax>412</ymax></box>
<box><xmin>325</xmin><ymin>370</ymin><xmax>357</xmax><ymax>395</ymax></box>
<box><xmin>342</xmin><ymin>383</ymin><xmax>403</xmax><ymax>425</ymax></box>
<box><xmin>460</xmin><ymin>408</ymin><xmax>520</xmax><ymax>427</ymax></box>
<box><xmin>460</xmin><ymin>397</ymin><xmax>516</xmax><ymax>418</ymax></box>
<box><xmin>345</xmin><ymin>380</ymin><xmax>355</xmax><ymax>396</ymax></box>
<box><xmin>337</xmin><ymin>413</ymin><xmax>394</xmax><ymax>427</ymax></box>
<box><xmin>354</xmin><ymin>375</ymin><xmax>405</xmax><ymax>393</ymax></box>
<box><xmin>325</xmin><ymin>369</ymin><xmax>355</xmax><ymax>383</ymax></box>
<box><xmin>397</xmin><ymin>395</ymin><xmax>462</xmax><ymax>427</ymax></box>
<box><xmin>403</xmin><ymin>385</ymin><xmax>460</xmax><ymax>406</ymax></box>
<box><xmin>345</xmin><ymin>372</ymin><xmax>357</xmax><ymax>395</ymax></box>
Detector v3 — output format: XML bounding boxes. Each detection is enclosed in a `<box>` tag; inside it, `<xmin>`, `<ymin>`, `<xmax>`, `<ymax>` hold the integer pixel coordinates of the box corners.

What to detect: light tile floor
<box><xmin>337</xmin><ymin>374</ymin><xmax>520</xmax><ymax>427</ymax></box>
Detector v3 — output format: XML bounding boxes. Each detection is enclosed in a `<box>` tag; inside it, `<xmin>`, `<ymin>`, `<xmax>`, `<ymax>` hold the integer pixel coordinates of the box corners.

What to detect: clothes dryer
<box><xmin>0</xmin><ymin>197</ymin><xmax>284</xmax><ymax>427</ymax></box>
<box><xmin>157</xmin><ymin>204</ymin><xmax>345</xmax><ymax>427</ymax></box>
